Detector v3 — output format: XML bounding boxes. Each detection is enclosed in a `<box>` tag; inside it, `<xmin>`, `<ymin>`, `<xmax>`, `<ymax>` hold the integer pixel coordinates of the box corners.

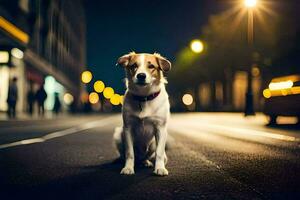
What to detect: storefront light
<box><xmin>0</xmin><ymin>51</ymin><xmax>9</xmax><ymax>63</ymax></box>
<box><xmin>64</xmin><ymin>93</ymin><xmax>74</xmax><ymax>105</ymax></box>
<box><xmin>11</xmin><ymin>48</ymin><xmax>24</xmax><ymax>59</ymax></box>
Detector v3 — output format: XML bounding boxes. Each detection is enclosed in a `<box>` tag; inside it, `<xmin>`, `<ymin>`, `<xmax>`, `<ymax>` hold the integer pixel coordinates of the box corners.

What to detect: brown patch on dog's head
<box><xmin>116</xmin><ymin>51</ymin><xmax>136</xmax><ymax>67</ymax></box>
<box><xmin>153</xmin><ymin>53</ymin><xmax>171</xmax><ymax>72</ymax></box>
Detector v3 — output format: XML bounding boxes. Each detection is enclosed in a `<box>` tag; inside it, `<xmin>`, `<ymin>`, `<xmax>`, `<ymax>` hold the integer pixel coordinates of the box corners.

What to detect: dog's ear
<box><xmin>154</xmin><ymin>53</ymin><xmax>171</xmax><ymax>72</ymax></box>
<box><xmin>116</xmin><ymin>52</ymin><xmax>135</xmax><ymax>67</ymax></box>
<box><xmin>117</xmin><ymin>55</ymin><xmax>131</xmax><ymax>67</ymax></box>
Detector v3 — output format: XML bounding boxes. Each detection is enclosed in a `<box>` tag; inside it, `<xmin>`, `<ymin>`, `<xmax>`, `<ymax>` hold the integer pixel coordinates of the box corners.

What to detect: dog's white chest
<box><xmin>138</xmin><ymin>102</ymin><xmax>155</xmax><ymax>118</ymax></box>
<box><xmin>123</xmin><ymin>88</ymin><xmax>170</xmax><ymax>127</ymax></box>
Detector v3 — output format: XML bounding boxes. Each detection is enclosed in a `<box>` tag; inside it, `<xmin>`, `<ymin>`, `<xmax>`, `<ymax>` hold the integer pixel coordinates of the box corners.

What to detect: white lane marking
<box><xmin>168</xmin><ymin>124</ymin><xmax>277</xmax><ymax>197</ymax></box>
<box><xmin>209</xmin><ymin>124</ymin><xmax>299</xmax><ymax>142</ymax></box>
<box><xmin>169</xmin><ymin>125</ymin><xmax>253</xmax><ymax>153</ymax></box>
<box><xmin>178</xmin><ymin>142</ymin><xmax>222</xmax><ymax>169</ymax></box>
<box><xmin>170</xmin><ymin>120</ymin><xmax>300</xmax><ymax>142</ymax></box>
<box><xmin>0</xmin><ymin>116</ymin><xmax>119</xmax><ymax>150</ymax></box>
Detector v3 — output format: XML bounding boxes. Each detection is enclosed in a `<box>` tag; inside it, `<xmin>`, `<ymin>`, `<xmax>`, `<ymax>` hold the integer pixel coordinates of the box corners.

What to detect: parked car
<box><xmin>263</xmin><ymin>74</ymin><xmax>300</xmax><ymax>124</ymax></box>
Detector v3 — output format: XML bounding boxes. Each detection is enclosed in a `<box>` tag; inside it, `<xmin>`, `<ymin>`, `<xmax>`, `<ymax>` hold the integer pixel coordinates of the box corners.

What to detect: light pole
<box><xmin>244</xmin><ymin>0</ymin><xmax>257</xmax><ymax>116</ymax></box>
<box><xmin>190</xmin><ymin>39</ymin><xmax>204</xmax><ymax>111</ymax></box>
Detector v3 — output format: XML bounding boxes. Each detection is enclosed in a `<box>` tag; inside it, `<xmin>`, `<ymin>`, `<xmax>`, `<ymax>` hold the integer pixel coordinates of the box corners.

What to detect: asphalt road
<box><xmin>0</xmin><ymin>113</ymin><xmax>299</xmax><ymax>200</ymax></box>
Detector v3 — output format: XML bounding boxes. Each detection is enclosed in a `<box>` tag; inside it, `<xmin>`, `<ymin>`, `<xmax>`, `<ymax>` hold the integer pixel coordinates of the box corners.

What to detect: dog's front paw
<box><xmin>154</xmin><ymin>168</ymin><xmax>169</xmax><ymax>176</ymax></box>
<box><xmin>120</xmin><ymin>167</ymin><xmax>135</xmax><ymax>175</ymax></box>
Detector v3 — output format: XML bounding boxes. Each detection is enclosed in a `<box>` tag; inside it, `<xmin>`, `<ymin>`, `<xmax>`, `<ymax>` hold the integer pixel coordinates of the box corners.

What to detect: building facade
<box><xmin>0</xmin><ymin>0</ymin><xmax>86</xmax><ymax>113</ymax></box>
<box><xmin>169</xmin><ymin>68</ymin><xmax>263</xmax><ymax>113</ymax></box>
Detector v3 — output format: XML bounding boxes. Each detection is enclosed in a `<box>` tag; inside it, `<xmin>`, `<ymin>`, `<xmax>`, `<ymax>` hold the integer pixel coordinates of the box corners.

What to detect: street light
<box><xmin>190</xmin><ymin>39</ymin><xmax>204</xmax><ymax>53</ymax></box>
<box><xmin>244</xmin><ymin>0</ymin><xmax>257</xmax><ymax>8</ymax></box>
<box><xmin>244</xmin><ymin>0</ymin><xmax>258</xmax><ymax>116</ymax></box>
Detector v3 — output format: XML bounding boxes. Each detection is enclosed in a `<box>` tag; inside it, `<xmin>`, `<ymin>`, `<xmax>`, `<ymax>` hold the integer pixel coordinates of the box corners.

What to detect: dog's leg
<box><xmin>113</xmin><ymin>127</ymin><xmax>124</xmax><ymax>160</ymax></box>
<box><xmin>154</xmin><ymin>126</ymin><xmax>168</xmax><ymax>176</ymax></box>
<box><xmin>120</xmin><ymin>127</ymin><xmax>135</xmax><ymax>175</ymax></box>
<box><xmin>143</xmin><ymin>138</ymin><xmax>155</xmax><ymax>167</ymax></box>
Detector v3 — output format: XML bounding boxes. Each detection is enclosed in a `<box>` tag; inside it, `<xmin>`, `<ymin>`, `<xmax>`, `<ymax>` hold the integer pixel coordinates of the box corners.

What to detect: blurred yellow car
<box><xmin>263</xmin><ymin>74</ymin><xmax>300</xmax><ymax>124</ymax></box>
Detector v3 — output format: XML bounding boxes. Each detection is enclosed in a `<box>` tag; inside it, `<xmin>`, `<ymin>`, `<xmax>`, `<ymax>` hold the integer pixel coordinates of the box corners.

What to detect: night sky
<box><xmin>85</xmin><ymin>0</ymin><xmax>222</xmax><ymax>93</ymax></box>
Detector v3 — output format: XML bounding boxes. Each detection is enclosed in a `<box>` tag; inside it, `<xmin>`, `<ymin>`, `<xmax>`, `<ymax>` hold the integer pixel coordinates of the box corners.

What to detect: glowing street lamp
<box><xmin>190</xmin><ymin>39</ymin><xmax>204</xmax><ymax>53</ymax></box>
<box><xmin>244</xmin><ymin>0</ymin><xmax>257</xmax><ymax>8</ymax></box>
<box><xmin>81</xmin><ymin>70</ymin><xmax>93</xmax><ymax>84</ymax></box>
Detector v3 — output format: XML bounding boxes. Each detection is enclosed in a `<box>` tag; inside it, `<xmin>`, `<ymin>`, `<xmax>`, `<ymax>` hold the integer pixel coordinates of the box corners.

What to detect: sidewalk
<box><xmin>0</xmin><ymin>111</ymin><xmax>115</xmax><ymax>122</ymax></box>
<box><xmin>0</xmin><ymin>111</ymin><xmax>72</xmax><ymax>121</ymax></box>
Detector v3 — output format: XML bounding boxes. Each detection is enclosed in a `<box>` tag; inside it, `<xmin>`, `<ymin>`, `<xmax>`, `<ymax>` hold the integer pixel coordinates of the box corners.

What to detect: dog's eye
<box><xmin>129</xmin><ymin>63</ymin><xmax>138</xmax><ymax>69</ymax></box>
<box><xmin>148</xmin><ymin>64</ymin><xmax>155</xmax><ymax>69</ymax></box>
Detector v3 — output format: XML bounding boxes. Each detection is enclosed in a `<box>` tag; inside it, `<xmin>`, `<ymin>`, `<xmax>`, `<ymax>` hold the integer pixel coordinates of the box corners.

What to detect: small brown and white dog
<box><xmin>114</xmin><ymin>52</ymin><xmax>171</xmax><ymax>176</ymax></box>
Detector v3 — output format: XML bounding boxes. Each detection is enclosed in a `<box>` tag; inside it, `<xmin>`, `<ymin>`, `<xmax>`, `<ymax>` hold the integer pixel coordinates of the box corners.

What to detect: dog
<box><xmin>114</xmin><ymin>52</ymin><xmax>171</xmax><ymax>176</ymax></box>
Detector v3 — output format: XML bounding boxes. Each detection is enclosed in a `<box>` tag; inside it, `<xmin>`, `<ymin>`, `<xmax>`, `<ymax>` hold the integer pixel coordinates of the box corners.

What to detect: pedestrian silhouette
<box><xmin>7</xmin><ymin>77</ymin><xmax>18</xmax><ymax>118</ymax></box>
<box><xmin>27</xmin><ymin>82</ymin><xmax>35</xmax><ymax>116</ymax></box>
<box><xmin>53</xmin><ymin>92</ymin><xmax>61</xmax><ymax>115</ymax></box>
<box><xmin>36</xmin><ymin>83</ymin><xmax>47</xmax><ymax>116</ymax></box>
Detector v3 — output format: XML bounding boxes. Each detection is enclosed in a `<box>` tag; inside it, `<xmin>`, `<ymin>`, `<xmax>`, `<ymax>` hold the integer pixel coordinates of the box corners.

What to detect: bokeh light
<box><xmin>11</xmin><ymin>48</ymin><xmax>24</xmax><ymax>59</ymax></box>
<box><xmin>81</xmin><ymin>70</ymin><xmax>92</xmax><ymax>84</ymax></box>
<box><xmin>63</xmin><ymin>93</ymin><xmax>74</xmax><ymax>105</ymax></box>
<box><xmin>94</xmin><ymin>80</ymin><xmax>105</xmax><ymax>93</ymax></box>
<box><xmin>251</xmin><ymin>67</ymin><xmax>260</xmax><ymax>77</ymax></box>
<box><xmin>110</xmin><ymin>94</ymin><xmax>121</xmax><ymax>105</ymax></box>
<box><xmin>263</xmin><ymin>89</ymin><xmax>271</xmax><ymax>98</ymax></box>
<box><xmin>89</xmin><ymin>92</ymin><xmax>99</xmax><ymax>104</ymax></box>
<box><xmin>182</xmin><ymin>94</ymin><xmax>193</xmax><ymax>105</ymax></box>
<box><xmin>80</xmin><ymin>92</ymin><xmax>89</xmax><ymax>103</ymax></box>
<box><xmin>103</xmin><ymin>87</ymin><xmax>114</xmax><ymax>99</ymax></box>
<box><xmin>0</xmin><ymin>51</ymin><xmax>9</xmax><ymax>63</ymax></box>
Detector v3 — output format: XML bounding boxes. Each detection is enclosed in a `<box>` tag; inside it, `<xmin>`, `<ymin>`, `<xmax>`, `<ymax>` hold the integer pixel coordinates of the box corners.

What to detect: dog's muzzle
<box><xmin>136</xmin><ymin>73</ymin><xmax>147</xmax><ymax>86</ymax></box>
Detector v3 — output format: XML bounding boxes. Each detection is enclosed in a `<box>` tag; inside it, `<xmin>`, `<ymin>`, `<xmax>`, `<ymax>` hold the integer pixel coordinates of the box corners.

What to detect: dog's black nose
<box><xmin>137</xmin><ymin>73</ymin><xmax>146</xmax><ymax>81</ymax></box>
